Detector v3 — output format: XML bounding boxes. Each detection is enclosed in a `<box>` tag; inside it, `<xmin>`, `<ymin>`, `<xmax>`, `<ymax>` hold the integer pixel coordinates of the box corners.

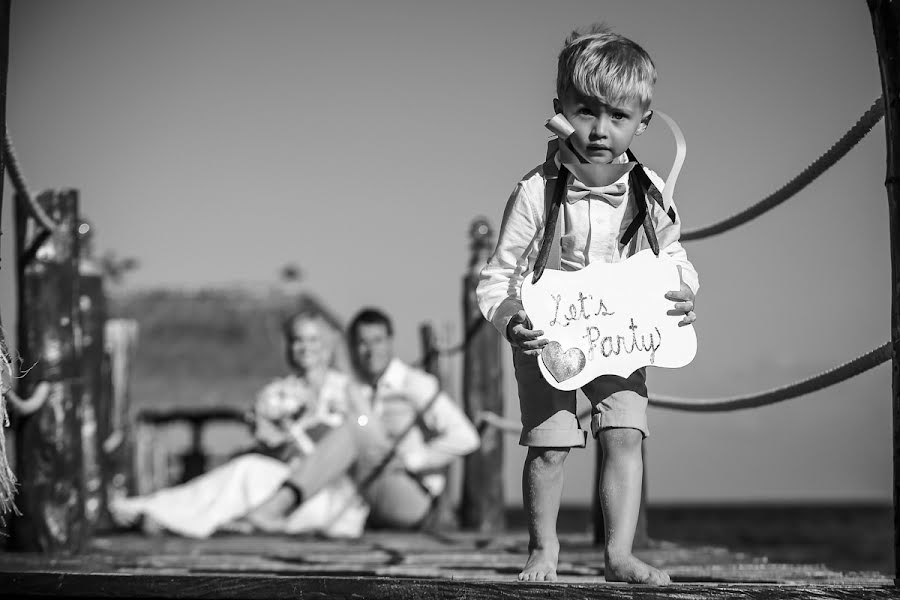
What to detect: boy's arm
<box><xmin>475</xmin><ymin>182</ymin><xmax>542</xmax><ymax>339</ymax></box>
<box><xmin>645</xmin><ymin>169</ymin><xmax>699</xmax><ymax>295</ymax></box>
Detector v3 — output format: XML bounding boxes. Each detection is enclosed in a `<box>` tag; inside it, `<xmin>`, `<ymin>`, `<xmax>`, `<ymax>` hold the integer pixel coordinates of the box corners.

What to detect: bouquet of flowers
<box><xmin>253</xmin><ymin>376</ymin><xmax>320</xmax><ymax>456</ymax></box>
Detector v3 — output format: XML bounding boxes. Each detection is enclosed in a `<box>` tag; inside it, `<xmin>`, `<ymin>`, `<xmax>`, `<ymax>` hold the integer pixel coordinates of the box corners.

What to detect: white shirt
<box><xmin>477</xmin><ymin>155</ymin><xmax>700</xmax><ymax>338</ymax></box>
<box><xmin>362</xmin><ymin>358</ymin><xmax>480</xmax><ymax>496</ymax></box>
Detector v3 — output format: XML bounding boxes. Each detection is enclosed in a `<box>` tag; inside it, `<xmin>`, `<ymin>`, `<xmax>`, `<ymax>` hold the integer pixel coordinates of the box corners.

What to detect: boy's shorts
<box><xmin>513</xmin><ymin>348</ymin><xmax>649</xmax><ymax>447</ymax></box>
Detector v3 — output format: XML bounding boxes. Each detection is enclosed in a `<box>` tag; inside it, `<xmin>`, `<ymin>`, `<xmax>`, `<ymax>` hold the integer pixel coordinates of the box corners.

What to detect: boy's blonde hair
<box><xmin>556</xmin><ymin>24</ymin><xmax>657</xmax><ymax>109</ymax></box>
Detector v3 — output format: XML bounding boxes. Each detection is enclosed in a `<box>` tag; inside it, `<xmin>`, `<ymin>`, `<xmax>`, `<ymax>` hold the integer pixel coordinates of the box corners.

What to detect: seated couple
<box><xmin>111</xmin><ymin>307</ymin><xmax>481</xmax><ymax>538</ymax></box>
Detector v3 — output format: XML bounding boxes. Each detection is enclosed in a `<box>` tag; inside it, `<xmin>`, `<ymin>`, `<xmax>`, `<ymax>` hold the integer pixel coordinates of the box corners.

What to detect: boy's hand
<box><xmin>665</xmin><ymin>268</ymin><xmax>696</xmax><ymax>326</ymax></box>
<box><xmin>507</xmin><ymin>309</ymin><xmax>549</xmax><ymax>355</ymax></box>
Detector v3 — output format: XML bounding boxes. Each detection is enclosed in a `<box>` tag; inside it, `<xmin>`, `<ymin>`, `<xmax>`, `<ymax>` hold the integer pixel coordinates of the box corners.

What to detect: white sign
<box><xmin>520</xmin><ymin>250</ymin><xmax>697</xmax><ymax>391</ymax></box>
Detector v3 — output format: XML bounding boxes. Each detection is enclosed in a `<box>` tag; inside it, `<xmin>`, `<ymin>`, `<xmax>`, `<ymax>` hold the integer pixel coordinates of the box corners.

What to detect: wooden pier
<box><xmin>0</xmin><ymin>529</ymin><xmax>893</xmax><ymax>599</ymax></box>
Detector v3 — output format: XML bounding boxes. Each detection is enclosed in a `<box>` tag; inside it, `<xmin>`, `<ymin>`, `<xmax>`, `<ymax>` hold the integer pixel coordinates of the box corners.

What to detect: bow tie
<box><xmin>566</xmin><ymin>180</ymin><xmax>627</xmax><ymax>207</ymax></box>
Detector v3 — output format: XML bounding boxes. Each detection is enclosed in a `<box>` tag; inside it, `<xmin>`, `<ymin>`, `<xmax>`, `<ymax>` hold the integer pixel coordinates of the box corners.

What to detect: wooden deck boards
<box><xmin>0</xmin><ymin>530</ymin><xmax>894</xmax><ymax>598</ymax></box>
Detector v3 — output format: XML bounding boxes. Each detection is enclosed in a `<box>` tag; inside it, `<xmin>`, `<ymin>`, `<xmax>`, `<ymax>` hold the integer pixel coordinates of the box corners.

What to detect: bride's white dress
<box><xmin>110</xmin><ymin>371</ymin><xmax>369</xmax><ymax>538</ymax></box>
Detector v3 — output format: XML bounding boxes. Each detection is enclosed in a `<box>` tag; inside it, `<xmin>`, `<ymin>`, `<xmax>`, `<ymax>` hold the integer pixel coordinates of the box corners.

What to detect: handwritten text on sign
<box><xmin>520</xmin><ymin>250</ymin><xmax>697</xmax><ymax>391</ymax></box>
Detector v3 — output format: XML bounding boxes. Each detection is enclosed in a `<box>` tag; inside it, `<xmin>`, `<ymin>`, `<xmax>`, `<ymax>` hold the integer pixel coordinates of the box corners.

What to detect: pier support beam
<box><xmin>867</xmin><ymin>0</ymin><xmax>900</xmax><ymax>585</ymax></box>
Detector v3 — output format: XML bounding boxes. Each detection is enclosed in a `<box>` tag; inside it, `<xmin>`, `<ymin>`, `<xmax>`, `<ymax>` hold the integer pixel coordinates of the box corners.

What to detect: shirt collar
<box><xmin>375</xmin><ymin>357</ymin><xmax>406</xmax><ymax>393</ymax></box>
<box><xmin>552</xmin><ymin>149</ymin><xmax>632</xmax><ymax>188</ymax></box>
<box><xmin>553</xmin><ymin>148</ymin><xmax>629</xmax><ymax>169</ymax></box>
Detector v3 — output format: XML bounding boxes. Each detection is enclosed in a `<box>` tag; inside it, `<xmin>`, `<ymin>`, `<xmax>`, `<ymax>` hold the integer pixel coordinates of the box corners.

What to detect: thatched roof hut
<box><xmin>110</xmin><ymin>285</ymin><xmax>350</xmax><ymax>413</ymax></box>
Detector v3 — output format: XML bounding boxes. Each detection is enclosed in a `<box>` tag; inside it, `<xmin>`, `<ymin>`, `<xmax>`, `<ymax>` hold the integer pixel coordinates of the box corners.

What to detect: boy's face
<box><xmin>554</xmin><ymin>90</ymin><xmax>651</xmax><ymax>164</ymax></box>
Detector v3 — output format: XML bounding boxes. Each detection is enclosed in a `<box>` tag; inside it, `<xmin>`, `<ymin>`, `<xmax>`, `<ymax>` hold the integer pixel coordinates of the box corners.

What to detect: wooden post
<box><xmin>417</xmin><ymin>321</ymin><xmax>460</xmax><ymax>530</ymax></box>
<box><xmin>103</xmin><ymin>319</ymin><xmax>138</xmax><ymax>499</ymax></box>
<box><xmin>867</xmin><ymin>0</ymin><xmax>900</xmax><ymax>584</ymax></box>
<box><xmin>77</xmin><ymin>220</ymin><xmax>108</xmax><ymax>530</ymax></box>
<box><xmin>11</xmin><ymin>189</ymin><xmax>87</xmax><ymax>552</ymax></box>
<box><xmin>460</xmin><ymin>218</ymin><xmax>505</xmax><ymax>531</ymax></box>
<box><xmin>419</xmin><ymin>322</ymin><xmax>439</xmax><ymax>380</ymax></box>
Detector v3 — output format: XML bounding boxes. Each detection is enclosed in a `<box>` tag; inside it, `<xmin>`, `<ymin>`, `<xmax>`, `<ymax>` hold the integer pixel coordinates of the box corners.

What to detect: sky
<box><xmin>0</xmin><ymin>0</ymin><xmax>893</xmax><ymax>504</ymax></box>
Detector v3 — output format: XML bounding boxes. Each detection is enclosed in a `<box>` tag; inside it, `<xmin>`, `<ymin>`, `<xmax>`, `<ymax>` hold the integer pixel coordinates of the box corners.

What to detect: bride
<box><xmin>111</xmin><ymin>310</ymin><xmax>369</xmax><ymax>538</ymax></box>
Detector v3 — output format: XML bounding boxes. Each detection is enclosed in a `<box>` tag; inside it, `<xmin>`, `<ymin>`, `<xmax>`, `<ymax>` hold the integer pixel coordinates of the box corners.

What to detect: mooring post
<box><xmin>419</xmin><ymin>322</ymin><xmax>439</xmax><ymax>380</ymax></box>
<box><xmin>11</xmin><ymin>189</ymin><xmax>87</xmax><ymax>552</ymax></box>
<box><xmin>77</xmin><ymin>219</ymin><xmax>108</xmax><ymax>531</ymax></box>
<box><xmin>103</xmin><ymin>319</ymin><xmax>138</xmax><ymax>499</ymax></box>
<box><xmin>460</xmin><ymin>217</ymin><xmax>505</xmax><ymax>531</ymax></box>
<box><xmin>416</xmin><ymin>321</ymin><xmax>461</xmax><ymax>530</ymax></box>
<box><xmin>867</xmin><ymin>0</ymin><xmax>900</xmax><ymax>585</ymax></box>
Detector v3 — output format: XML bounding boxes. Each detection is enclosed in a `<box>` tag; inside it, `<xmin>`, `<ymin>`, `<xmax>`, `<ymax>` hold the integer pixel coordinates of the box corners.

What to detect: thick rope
<box><xmin>641</xmin><ymin>342</ymin><xmax>892</xmax><ymax>413</ymax></box>
<box><xmin>475</xmin><ymin>342</ymin><xmax>891</xmax><ymax>434</ymax></box>
<box><xmin>681</xmin><ymin>97</ymin><xmax>885</xmax><ymax>240</ymax></box>
<box><xmin>0</xmin><ymin>336</ymin><xmax>18</xmax><ymax>517</ymax></box>
<box><xmin>413</xmin><ymin>317</ymin><xmax>485</xmax><ymax>368</ymax></box>
<box><xmin>3</xmin><ymin>127</ymin><xmax>56</xmax><ymax>233</ymax></box>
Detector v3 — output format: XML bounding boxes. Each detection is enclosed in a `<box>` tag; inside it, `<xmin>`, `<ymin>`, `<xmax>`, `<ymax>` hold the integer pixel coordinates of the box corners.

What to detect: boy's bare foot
<box><xmin>518</xmin><ymin>543</ymin><xmax>559</xmax><ymax>582</ymax></box>
<box><xmin>605</xmin><ymin>553</ymin><xmax>671</xmax><ymax>585</ymax></box>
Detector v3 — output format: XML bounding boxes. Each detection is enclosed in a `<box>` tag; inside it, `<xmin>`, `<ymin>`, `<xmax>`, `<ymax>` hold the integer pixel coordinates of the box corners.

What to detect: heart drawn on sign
<box><xmin>541</xmin><ymin>341</ymin><xmax>586</xmax><ymax>383</ymax></box>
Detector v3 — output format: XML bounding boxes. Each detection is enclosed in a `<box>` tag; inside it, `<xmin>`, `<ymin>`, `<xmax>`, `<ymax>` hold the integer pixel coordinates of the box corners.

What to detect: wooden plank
<box><xmin>867</xmin><ymin>0</ymin><xmax>900</xmax><ymax>586</ymax></box>
<box><xmin>0</xmin><ymin>572</ymin><xmax>896</xmax><ymax>600</ymax></box>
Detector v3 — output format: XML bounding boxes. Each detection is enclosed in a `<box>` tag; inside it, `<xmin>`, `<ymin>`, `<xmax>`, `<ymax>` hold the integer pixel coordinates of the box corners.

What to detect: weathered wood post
<box><xmin>77</xmin><ymin>219</ymin><xmax>108</xmax><ymax>530</ymax></box>
<box><xmin>103</xmin><ymin>319</ymin><xmax>138</xmax><ymax>499</ymax></box>
<box><xmin>460</xmin><ymin>217</ymin><xmax>505</xmax><ymax>531</ymax></box>
<box><xmin>419</xmin><ymin>322</ymin><xmax>439</xmax><ymax>380</ymax></box>
<box><xmin>11</xmin><ymin>189</ymin><xmax>88</xmax><ymax>552</ymax></box>
<box><xmin>417</xmin><ymin>321</ymin><xmax>460</xmax><ymax>530</ymax></box>
<box><xmin>867</xmin><ymin>0</ymin><xmax>900</xmax><ymax>584</ymax></box>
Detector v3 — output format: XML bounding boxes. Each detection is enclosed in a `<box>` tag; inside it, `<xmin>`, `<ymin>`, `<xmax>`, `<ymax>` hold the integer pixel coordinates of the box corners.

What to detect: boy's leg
<box><xmin>597</xmin><ymin>427</ymin><xmax>668</xmax><ymax>584</ymax></box>
<box><xmin>521</xmin><ymin>446</ymin><xmax>569</xmax><ymax>581</ymax></box>
<box><xmin>585</xmin><ymin>371</ymin><xmax>669</xmax><ymax>585</ymax></box>
<box><xmin>512</xmin><ymin>349</ymin><xmax>586</xmax><ymax>582</ymax></box>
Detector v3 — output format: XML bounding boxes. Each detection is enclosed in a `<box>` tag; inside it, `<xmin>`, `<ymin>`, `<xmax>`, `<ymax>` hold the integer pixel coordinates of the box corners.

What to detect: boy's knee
<box><xmin>527</xmin><ymin>446</ymin><xmax>570</xmax><ymax>468</ymax></box>
<box><xmin>598</xmin><ymin>428</ymin><xmax>643</xmax><ymax>453</ymax></box>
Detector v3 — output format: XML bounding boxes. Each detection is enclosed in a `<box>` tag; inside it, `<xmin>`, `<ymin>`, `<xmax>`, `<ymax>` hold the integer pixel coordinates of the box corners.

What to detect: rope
<box><xmin>413</xmin><ymin>317</ymin><xmax>486</xmax><ymax>368</ymax></box>
<box><xmin>681</xmin><ymin>96</ymin><xmax>885</xmax><ymax>240</ymax></box>
<box><xmin>3</xmin><ymin>127</ymin><xmax>57</xmax><ymax>233</ymax></box>
<box><xmin>641</xmin><ymin>341</ymin><xmax>892</xmax><ymax>413</ymax></box>
<box><xmin>475</xmin><ymin>342</ymin><xmax>891</xmax><ymax>434</ymax></box>
<box><xmin>1</xmin><ymin>381</ymin><xmax>51</xmax><ymax>416</ymax></box>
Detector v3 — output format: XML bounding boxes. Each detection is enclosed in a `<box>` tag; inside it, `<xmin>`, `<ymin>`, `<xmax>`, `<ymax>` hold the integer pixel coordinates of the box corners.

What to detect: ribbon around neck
<box><xmin>544</xmin><ymin>109</ymin><xmax>687</xmax><ymax>213</ymax></box>
<box><xmin>531</xmin><ymin>110</ymin><xmax>687</xmax><ymax>284</ymax></box>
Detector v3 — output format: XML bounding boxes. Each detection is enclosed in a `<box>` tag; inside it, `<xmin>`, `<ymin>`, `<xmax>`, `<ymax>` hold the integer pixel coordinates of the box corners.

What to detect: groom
<box><xmin>249</xmin><ymin>307</ymin><xmax>480</xmax><ymax>530</ymax></box>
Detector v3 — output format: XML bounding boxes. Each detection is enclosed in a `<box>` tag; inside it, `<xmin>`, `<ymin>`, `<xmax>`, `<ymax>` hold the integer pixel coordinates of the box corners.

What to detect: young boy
<box><xmin>476</xmin><ymin>25</ymin><xmax>698</xmax><ymax>584</ymax></box>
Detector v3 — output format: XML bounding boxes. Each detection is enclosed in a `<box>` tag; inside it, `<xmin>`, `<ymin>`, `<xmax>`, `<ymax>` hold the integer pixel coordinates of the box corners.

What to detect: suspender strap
<box><xmin>531</xmin><ymin>163</ymin><xmax>569</xmax><ymax>284</ymax></box>
<box><xmin>533</xmin><ymin>147</ymin><xmax>676</xmax><ymax>280</ymax></box>
<box><xmin>621</xmin><ymin>149</ymin><xmax>662</xmax><ymax>256</ymax></box>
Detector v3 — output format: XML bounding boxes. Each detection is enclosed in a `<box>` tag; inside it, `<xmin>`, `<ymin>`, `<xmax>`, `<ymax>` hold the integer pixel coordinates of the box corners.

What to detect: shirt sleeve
<box><xmin>645</xmin><ymin>169</ymin><xmax>700</xmax><ymax>295</ymax></box>
<box><xmin>401</xmin><ymin>371</ymin><xmax>481</xmax><ymax>474</ymax></box>
<box><xmin>475</xmin><ymin>181</ymin><xmax>543</xmax><ymax>339</ymax></box>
